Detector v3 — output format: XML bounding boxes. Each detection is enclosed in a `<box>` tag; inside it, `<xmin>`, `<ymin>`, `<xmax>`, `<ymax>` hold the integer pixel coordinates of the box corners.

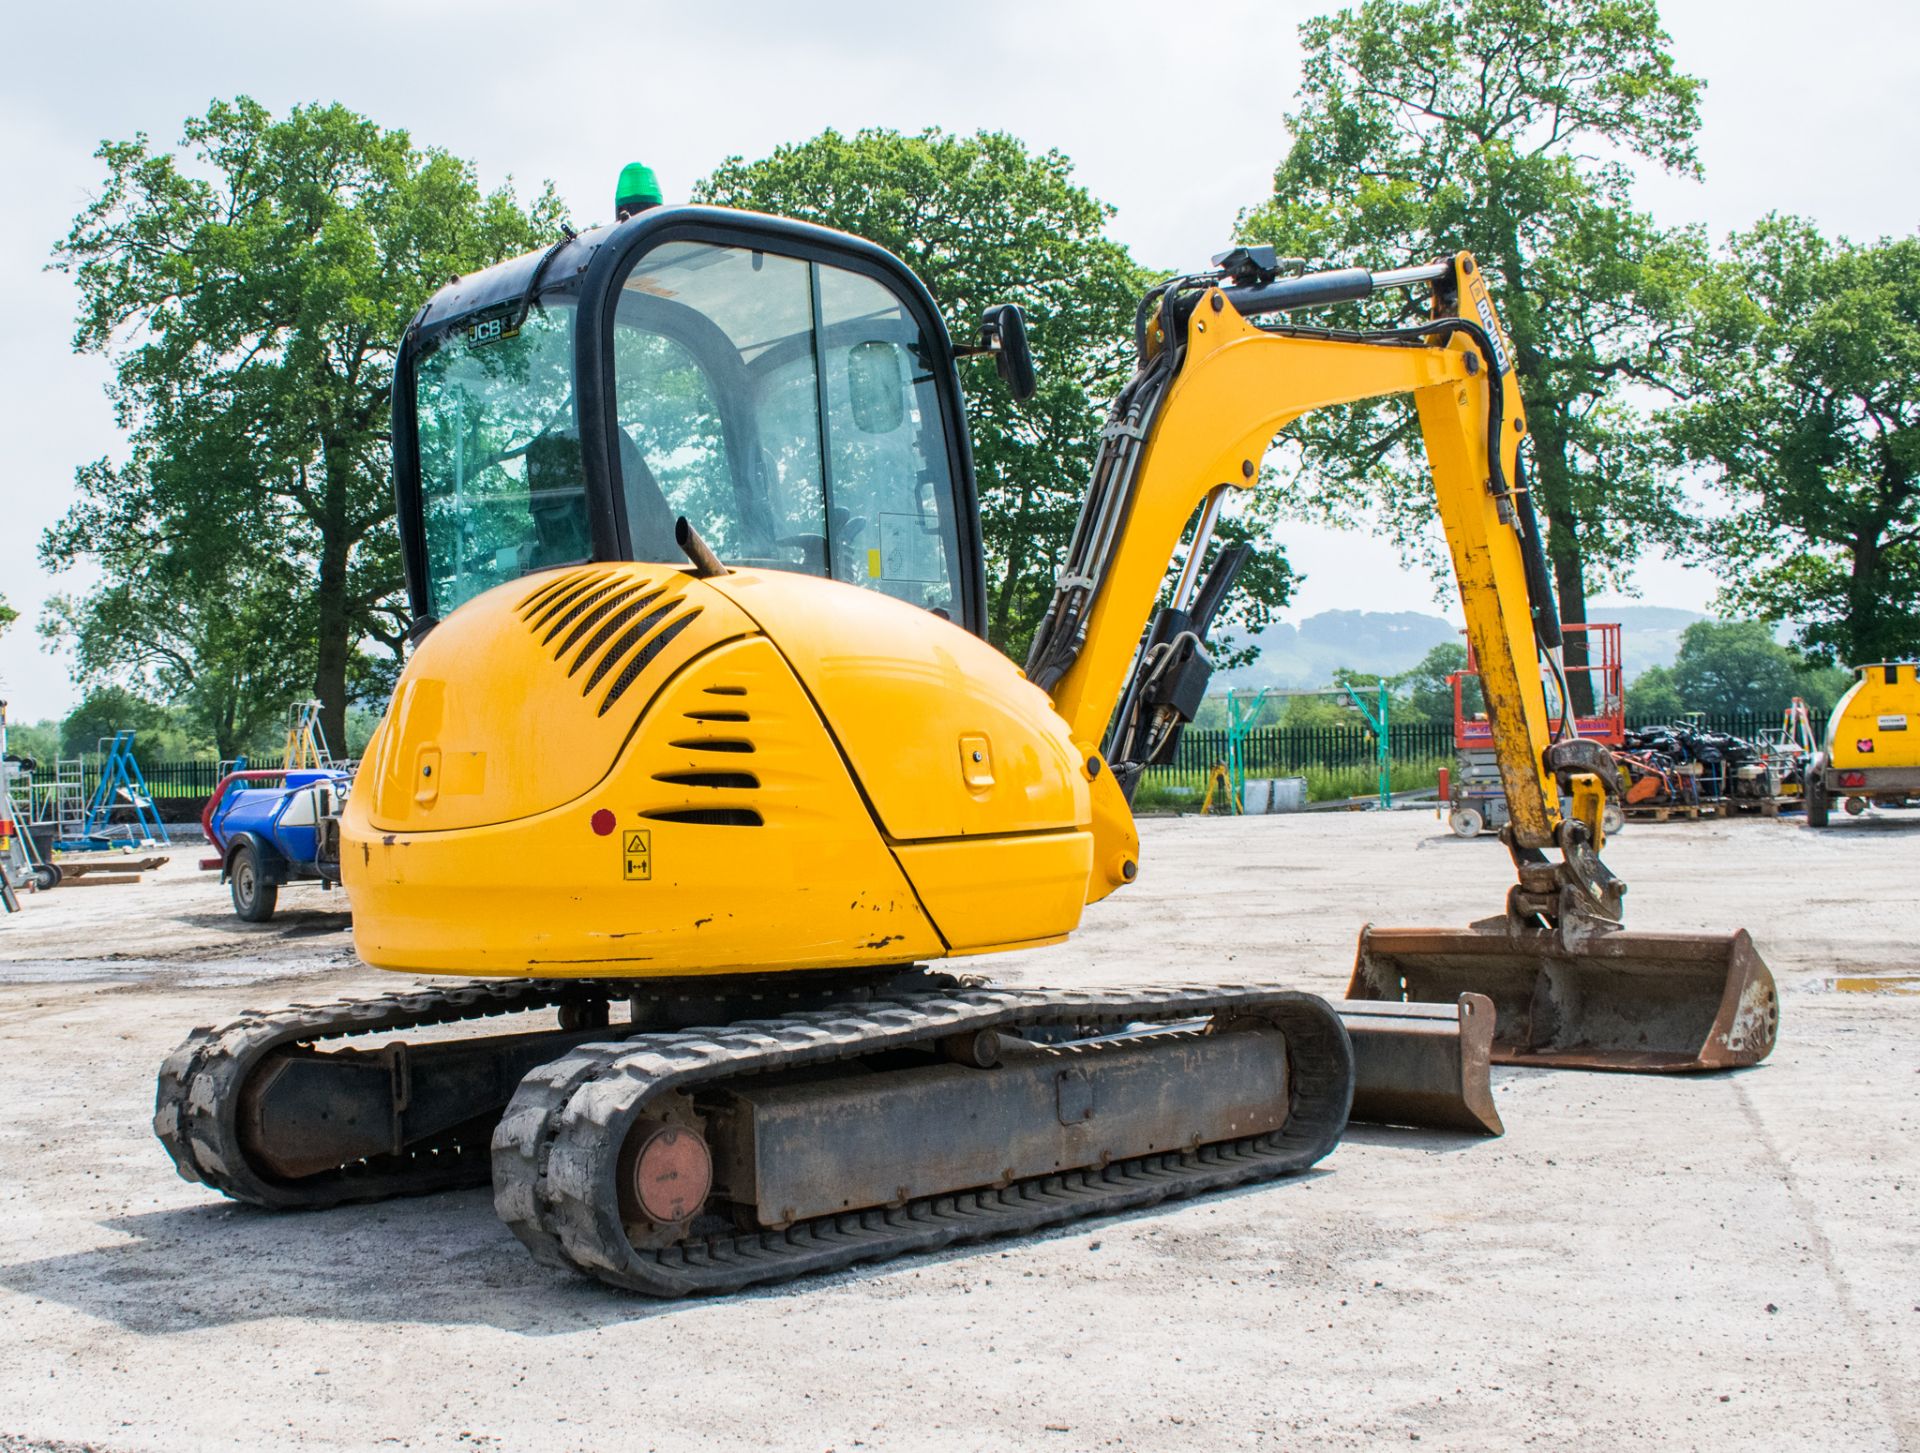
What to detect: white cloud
<box><xmin>2</xmin><ymin>0</ymin><xmax>1914</xmax><ymax>717</ymax></box>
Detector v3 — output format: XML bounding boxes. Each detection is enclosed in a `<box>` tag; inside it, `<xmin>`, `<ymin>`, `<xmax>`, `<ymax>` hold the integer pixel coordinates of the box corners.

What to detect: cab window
<box><xmin>611</xmin><ymin>241</ymin><xmax>962</xmax><ymax>615</ymax></box>
<box><xmin>412</xmin><ymin>303</ymin><xmax>588</xmax><ymax>618</ymax></box>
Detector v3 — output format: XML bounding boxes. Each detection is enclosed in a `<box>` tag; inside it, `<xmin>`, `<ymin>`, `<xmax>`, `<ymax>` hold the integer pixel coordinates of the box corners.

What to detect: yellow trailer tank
<box><xmin>1807</xmin><ymin>661</ymin><xmax>1920</xmax><ymax>826</ymax></box>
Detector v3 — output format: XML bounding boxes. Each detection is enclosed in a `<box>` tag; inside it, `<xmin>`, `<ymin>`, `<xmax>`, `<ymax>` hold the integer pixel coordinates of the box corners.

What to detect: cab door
<box><xmin>581</xmin><ymin>212</ymin><xmax>987</xmax><ymax>636</ymax></box>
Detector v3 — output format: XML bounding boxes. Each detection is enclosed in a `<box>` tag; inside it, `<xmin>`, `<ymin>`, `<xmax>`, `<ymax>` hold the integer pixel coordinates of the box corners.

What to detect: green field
<box><xmin>1133</xmin><ymin>756</ymin><xmax>1448</xmax><ymax>813</ymax></box>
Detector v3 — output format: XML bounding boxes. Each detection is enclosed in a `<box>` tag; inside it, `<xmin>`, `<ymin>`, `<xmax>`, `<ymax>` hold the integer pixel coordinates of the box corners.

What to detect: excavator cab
<box><xmin>392</xmin><ymin>208</ymin><xmax>987</xmax><ymax>639</ymax></box>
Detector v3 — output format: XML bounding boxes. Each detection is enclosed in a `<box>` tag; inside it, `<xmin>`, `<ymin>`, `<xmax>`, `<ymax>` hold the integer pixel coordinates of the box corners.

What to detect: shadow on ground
<box><xmin>0</xmin><ymin>1168</ymin><xmax>1344</xmax><ymax>1335</ymax></box>
<box><xmin>1336</xmin><ymin>1124</ymin><xmax>1495</xmax><ymax>1155</ymax></box>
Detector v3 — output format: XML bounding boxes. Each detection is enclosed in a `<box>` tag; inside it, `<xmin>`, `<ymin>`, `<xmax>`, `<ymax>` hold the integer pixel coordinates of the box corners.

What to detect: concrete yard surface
<box><xmin>0</xmin><ymin>811</ymin><xmax>1915</xmax><ymax>1451</ymax></box>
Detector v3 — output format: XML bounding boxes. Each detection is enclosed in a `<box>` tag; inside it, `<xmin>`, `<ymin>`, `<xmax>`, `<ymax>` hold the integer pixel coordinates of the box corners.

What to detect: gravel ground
<box><xmin>0</xmin><ymin>809</ymin><xmax>1914</xmax><ymax>1452</ymax></box>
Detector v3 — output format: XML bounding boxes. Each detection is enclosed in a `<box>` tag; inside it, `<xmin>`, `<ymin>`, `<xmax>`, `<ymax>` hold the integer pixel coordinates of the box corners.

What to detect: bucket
<box><xmin>1347</xmin><ymin>924</ymin><xmax>1777</xmax><ymax>1072</ymax></box>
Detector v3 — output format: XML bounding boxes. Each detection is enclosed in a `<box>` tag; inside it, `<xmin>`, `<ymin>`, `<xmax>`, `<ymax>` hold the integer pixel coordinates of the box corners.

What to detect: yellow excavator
<box><xmin>155</xmin><ymin>170</ymin><xmax>1776</xmax><ymax>1294</ymax></box>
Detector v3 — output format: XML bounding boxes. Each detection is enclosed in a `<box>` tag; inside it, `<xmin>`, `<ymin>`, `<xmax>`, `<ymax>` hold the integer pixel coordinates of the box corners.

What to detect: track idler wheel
<box><xmin>618</xmin><ymin>1113</ymin><xmax>713</xmax><ymax>1247</ymax></box>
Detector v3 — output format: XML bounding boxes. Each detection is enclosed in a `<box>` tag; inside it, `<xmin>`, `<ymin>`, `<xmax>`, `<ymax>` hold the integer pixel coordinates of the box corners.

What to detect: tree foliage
<box><xmin>1240</xmin><ymin>0</ymin><xmax>1705</xmax><ymax>639</ymax></box>
<box><xmin>695</xmin><ymin>127</ymin><xmax>1295</xmax><ymax>658</ymax></box>
<box><xmin>0</xmin><ymin>595</ymin><xmax>15</xmax><ymax>636</ymax></box>
<box><xmin>1666</xmin><ymin>217</ymin><xmax>1920</xmax><ymax>664</ymax></box>
<box><xmin>3</xmin><ymin>718</ymin><xmax>61</xmax><ymax>770</ymax></box>
<box><xmin>1623</xmin><ymin>663</ymin><xmax>1685</xmax><ymax>721</ymax></box>
<box><xmin>1626</xmin><ymin>619</ymin><xmax>1848</xmax><ymax>719</ymax></box>
<box><xmin>58</xmin><ymin>686</ymin><xmax>204</xmax><ymax>760</ymax></box>
<box><xmin>1671</xmin><ymin>619</ymin><xmax>1849</xmax><ymax>716</ymax></box>
<box><xmin>1396</xmin><ymin>640</ymin><xmax>1470</xmax><ymax>723</ymax></box>
<box><xmin>44</xmin><ymin>98</ymin><xmax>562</xmax><ymax>750</ymax></box>
<box><xmin>40</xmin><ymin>558</ymin><xmax>311</xmax><ymax>759</ymax></box>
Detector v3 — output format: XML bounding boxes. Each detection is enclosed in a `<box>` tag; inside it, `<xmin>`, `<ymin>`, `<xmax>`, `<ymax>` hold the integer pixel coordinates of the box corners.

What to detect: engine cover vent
<box><xmin>515</xmin><ymin>567</ymin><xmax>708</xmax><ymax>718</ymax></box>
<box><xmin>361</xmin><ymin>565</ymin><xmax>755</xmax><ymax>834</ymax></box>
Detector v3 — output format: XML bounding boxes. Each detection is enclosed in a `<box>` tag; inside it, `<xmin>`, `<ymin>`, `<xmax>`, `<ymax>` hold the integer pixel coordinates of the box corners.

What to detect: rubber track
<box><xmin>493</xmin><ymin>983</ymin><xmax>1353</xmax><ymax>1295</ymax></box>
<box><xmin>154</xmin><ymin>979</ymin><xmax>610</xmax><ymax>1210</ymax></box>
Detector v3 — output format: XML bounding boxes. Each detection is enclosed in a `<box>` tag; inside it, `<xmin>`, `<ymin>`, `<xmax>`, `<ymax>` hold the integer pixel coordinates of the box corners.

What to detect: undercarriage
<box><xmin>156</xmin><ymin>970</ymin><xmax>1355</xmax><ymax>1294</ymax></box>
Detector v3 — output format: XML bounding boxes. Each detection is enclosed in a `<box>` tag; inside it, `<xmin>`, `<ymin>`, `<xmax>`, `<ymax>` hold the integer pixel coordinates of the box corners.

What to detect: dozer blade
<box><xmin>1347</xmin><ymin>925</ymin><xmax>1778</xmax><ymax>1072</ymax></box>
<box><xmin>1338</xmin><ymin>995</ymin><xmax>1503</xmax><ymax>1136</ymax></box>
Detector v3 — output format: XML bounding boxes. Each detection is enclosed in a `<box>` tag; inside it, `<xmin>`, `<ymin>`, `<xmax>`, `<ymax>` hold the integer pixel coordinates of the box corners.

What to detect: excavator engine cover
<box><xmin>1348</xmin><ymin>925</ymin><xmax>1778</xmax><ymax>1072</ymax></box>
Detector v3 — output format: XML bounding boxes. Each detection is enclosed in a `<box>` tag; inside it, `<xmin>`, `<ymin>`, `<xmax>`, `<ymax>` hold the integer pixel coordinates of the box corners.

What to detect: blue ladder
<box><xmin>63</xmin><ymin>731</ymin><xmax>167</xmax><ymax>850</ymax></box>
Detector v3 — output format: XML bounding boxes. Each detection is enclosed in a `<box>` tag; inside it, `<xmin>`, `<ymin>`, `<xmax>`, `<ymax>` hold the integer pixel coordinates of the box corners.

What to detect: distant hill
<box><xmin>1217</xmin><ymin>605</ymin><xmax>1709</xmax><ymax>688</ymax></box>
<box><xmin>1597</xmin><ymin>605</ymin><xmax>1710</xmax><ymax>675</ymax></box>
<box><xmin>1216</xmin><ymin>611</ymin><xmax>1458</xmax><ymax>690</ymax></box>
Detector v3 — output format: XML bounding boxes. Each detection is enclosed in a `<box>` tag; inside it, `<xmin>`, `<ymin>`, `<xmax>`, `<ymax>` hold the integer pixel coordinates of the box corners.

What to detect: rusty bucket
<box><xmin>1338</xmin><ymin>995</ymin><xmax>1504</xmax><ymax>1135</ymax></box>
<box><xmin>1347</xmin><ymin>925</ymin><xmax>1778</xmax><ymax>1072</ymax></box>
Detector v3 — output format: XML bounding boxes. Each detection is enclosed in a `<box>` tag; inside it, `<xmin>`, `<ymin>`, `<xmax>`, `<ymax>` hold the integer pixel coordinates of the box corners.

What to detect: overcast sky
<box><xmin>2</xmin><ymin>0</ymin><xmax>1915</xmax><ymax>719</ymax></box>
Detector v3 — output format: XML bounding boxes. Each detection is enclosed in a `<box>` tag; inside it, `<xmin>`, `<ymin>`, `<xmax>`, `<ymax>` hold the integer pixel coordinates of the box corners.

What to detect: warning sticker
<box><xmin>622</xmin><ymin>829</ymin><xmax>652</xmax><ymax>882</ymax></box>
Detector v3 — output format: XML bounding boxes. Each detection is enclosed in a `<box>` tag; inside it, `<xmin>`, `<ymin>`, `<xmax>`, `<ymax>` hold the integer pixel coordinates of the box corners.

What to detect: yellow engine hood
<box><xmin>362</xmin><ymin>564</ymin><xmax>757</xmax><ymax>833</ymax></box>
<box><xmin>701</xmin><ymin>570</ymin><xmax>1088</xmax><ymax>841</ymax></box>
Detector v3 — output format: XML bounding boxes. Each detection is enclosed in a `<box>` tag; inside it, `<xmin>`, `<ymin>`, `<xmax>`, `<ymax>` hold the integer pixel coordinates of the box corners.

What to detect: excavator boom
<box><xmin>1027</xmin><ymin>247</ymin><xmax>1776</xmax><ymax>1072</ymax></box>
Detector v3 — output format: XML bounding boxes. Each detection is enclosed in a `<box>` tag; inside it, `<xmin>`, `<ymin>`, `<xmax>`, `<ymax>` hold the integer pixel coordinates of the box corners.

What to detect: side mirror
<box><xmin>846</xmin><ymin>340</ymin><xmax>907</xmax><ymax>434</ymax></box>
<box><xmin>980</xmin><ymin>304</ymin><xmax>1036</xmax><ymax>403</ymax></box>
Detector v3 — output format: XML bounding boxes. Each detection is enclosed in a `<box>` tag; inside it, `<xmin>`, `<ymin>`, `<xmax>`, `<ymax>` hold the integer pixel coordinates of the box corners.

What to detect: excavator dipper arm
<box><xmin>1026</xmin><ymin>250</ymin><xmax>1776</xmax><ymax>1072</ymax></box>
<box><xmin>1028</xmin><ymin>252</ymin><xmax>1598</xmax><ymax>917</ymax></box>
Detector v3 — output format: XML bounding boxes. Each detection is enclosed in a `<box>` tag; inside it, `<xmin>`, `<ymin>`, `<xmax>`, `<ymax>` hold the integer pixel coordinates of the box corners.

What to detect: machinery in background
<box><xmin>0</xmin><ymin>780</ymin><xmax>61</xmax><ymax>899</ymax></box>
<box><xmin>0</xmin><ymin>701</ymin><xmax>61</xmax><ymax>901</ymax></box>
<box><xmin>1761</xmin><ymin>696</ymin><xmax>1822</xmax><ymax>799</ymax></box>
<box><xmin>201</xmin><ymin>768</ymin><xmax>352</xmax><ymax>921</ymax></box>
<box><xmin>1805</xmin><ymin>661</ymin><xmax>1920</xmax><ymax>826</ymax></box>
<box><xmin>1615</xmin><ymin>719</ymin><xmax>1785</xmax><ymax>815</ymax></box>
<box><xmin>1446</xmin><ymin>622</ymin><xmax>1624</xmax><ymax>838</ymax></box>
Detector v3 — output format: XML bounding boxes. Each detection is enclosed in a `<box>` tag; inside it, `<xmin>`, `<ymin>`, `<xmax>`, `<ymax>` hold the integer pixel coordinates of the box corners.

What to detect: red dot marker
<box><xmin>590</xmin><ymin>809</ymin><xmax>616</xmax><ymax>836</ymax></box>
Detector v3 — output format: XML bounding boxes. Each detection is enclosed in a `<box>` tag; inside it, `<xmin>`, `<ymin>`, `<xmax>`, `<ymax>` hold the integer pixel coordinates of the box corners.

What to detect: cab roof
<box><xmin>414</xmin><ymin>225</ymin><xmax>612</xmax><ymax>340</ymax></box>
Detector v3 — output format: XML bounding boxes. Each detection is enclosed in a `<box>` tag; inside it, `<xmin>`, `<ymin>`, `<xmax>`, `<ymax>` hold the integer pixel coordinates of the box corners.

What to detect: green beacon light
<box><xmin>615</xmin><ymin>162</ymin><xmax>664</xmax><ymax>221</ymax></box>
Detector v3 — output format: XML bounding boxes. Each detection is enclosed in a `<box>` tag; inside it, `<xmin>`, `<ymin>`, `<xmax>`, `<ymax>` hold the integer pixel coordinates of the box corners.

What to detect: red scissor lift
<box><xmin>1445</xmin><ymin>621</ymin><xmax>1624</xmax><ymax>837</ymax></box>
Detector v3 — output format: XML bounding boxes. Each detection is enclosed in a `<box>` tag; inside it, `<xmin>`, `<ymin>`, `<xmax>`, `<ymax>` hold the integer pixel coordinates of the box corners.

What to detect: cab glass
<box><xmin>612</xmin><ymin>240</ymin><xmax>964</xmax><ymax>615</ymax></box>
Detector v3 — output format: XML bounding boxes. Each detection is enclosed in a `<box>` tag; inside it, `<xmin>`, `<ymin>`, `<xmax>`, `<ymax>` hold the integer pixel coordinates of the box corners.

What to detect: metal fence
<box><xmin>1157</xmin><ymin>722</ymin><xmax>1455</xmax><ymax>779</ymax></box>
<box><xmin>18</xmin><ymin>756</ymin><xmax>298</xmax><ymax>823</ymax></box>
<box><xmin>1140</xmin><ymin>710</ymin><xmax>1828</xmax><ymax>784</ymax></box>
<box><xmin>41</xmin><ymin>708</ymin><xmax>1828</xmax><ymax>802</ymax></box>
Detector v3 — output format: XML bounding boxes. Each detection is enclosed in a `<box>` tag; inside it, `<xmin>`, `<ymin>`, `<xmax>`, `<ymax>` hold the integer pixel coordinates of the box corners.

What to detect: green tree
<box><xmin>0</xmin><ymin>595</ymin><xmax>15</xmax><ymax>636</ymax></box>
<box><xmin>3</xmin><ymin>719</ymin><xmax>62</xmax><ymax>769</ymax></box>
<box><xmin>1282</xmin><ymin>693</ymin><xmax>1366</xmax><ymax>729</ymax></box>
<box><xmin>46</xmin><ymin>98</ymin><xmax>563</xmax><ymax>750</ymax></box>
<box><xmin>694</xmin><ymin>127</ymin><xmax>1295</xmax><ymax>658</ymax></box>
<box><xmin>1395</xmin><ymin>641</ymin><xmax>1469</xmax><ymax>723</ymax></box>
<box><xmin>40</xmin><ymin>554</ymin><xmax>312</xmax><ymax>760</ymax></box>
<box><xmin>1667</xmin><ymin>619</ymin><xmax>1843</xmax><ymax>717</ymax></box>
<box><xmin>1666</xmin><ymin>217</ymin><xmax>1920</xmax><ymax>664</ymax></box>
<box><xmin>1624</xmin><ymin>664</ymin><xmax>1686</xmax><ymax>721</ymax></box>
<box><xmin>59</xmin><ymin>686</ymin><xmax>202</xmax><ymax>760</ymax></box>
<box><xmin>1240</xmin><ymin>0</ymin><xmax>1705</xmax><ymax>670</ymax></box>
